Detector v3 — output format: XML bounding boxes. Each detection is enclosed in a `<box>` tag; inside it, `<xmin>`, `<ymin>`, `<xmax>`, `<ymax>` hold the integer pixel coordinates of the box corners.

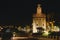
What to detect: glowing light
<box><xmin>51</xmin><ymin>26</ymin><xmax>60</xmax><ymax>32</ymax></box>
<box><xmin>42</xmin><ymin>31</ymin><xmax>50</xmax><ymax>36</ymax></box>
<box><xmin>13</xmin><ymin>32</ymin><xmax>16</xmax><ymax>37</ymax></box>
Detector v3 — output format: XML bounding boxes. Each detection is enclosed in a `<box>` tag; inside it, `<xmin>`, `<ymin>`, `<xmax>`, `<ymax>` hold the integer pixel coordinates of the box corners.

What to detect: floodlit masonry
<box><xmin>32</xmin><ymin>4</ymin><xmax>60</xmax><ymax>33</ymax></box>
<box><xmin>32</xmin><ymin>4</ymin><xmax>46</xmax><ymax>33</ymax></box>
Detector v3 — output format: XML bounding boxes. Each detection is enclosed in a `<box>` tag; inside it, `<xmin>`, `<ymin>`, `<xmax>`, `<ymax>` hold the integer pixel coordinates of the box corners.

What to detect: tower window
<box><xmin>39</xmin><ymin>19</ymin><xmax>41</xmax><ymax>20</ymax></box>
<box><xmin>36</xmin><ymin>24</ymin><xmax>38</xmax><ymax>26</ymax></box>
<box><xmin>43</xmin><ymin>24</ymin><xmax>44</xmax><ymax>26</ymax></box>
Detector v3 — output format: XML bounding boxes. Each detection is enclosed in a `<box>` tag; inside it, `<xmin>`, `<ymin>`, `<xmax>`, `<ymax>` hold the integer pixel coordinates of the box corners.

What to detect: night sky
<box><xmin>0</xmin><ymin>0</ymin><xmax>60</xmax><ymax>25</ymax></box>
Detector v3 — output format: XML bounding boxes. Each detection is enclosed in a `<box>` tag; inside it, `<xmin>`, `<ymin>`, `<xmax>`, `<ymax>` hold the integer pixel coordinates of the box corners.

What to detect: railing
<box><xmin>38</xmin><ymin>36</ymin><xmax>60</xmax><ymax>40</ymax></box>
<box><xmin>0</xmin><ymin>36</ymin><xmax>60</xmax><ymax>40</ymax></box>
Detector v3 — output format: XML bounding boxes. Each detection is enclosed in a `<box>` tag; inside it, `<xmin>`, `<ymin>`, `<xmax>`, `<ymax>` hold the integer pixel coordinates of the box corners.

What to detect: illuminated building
<box><xmin>32</xmin><ymin>4</ymin><xmax>46</xmax><ymax>33</ymax></box>
<box><xmin>17</xmin><ymin>26</ymin><xmax>22</xmax><ymax>31</ymax></box>
<box><xmin>24</xmin><ymin>25</ymin><xmax>31</xmax><ymax>33</ymax></box>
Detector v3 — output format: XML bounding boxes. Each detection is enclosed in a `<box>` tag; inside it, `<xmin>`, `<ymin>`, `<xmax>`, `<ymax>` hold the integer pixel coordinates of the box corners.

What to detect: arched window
<box><xmin>36</xmin><ymin>24</ymin><xmax>38</xmax><ymax>26</ymax></box>
<box><xmin>43</xmin><ymin>24</ymin><xmax>44</xmax><ymax>26</ymax></box>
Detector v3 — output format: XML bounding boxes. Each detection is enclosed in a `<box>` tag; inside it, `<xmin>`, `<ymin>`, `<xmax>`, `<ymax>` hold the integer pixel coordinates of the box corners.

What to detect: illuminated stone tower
<box><xmin>32</xmin><ymin>4</ymin><xmax>46</xmax><ymax>33</ymax></box>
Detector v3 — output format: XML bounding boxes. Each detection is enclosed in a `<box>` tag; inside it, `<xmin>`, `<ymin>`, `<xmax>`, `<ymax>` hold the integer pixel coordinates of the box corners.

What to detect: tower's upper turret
<box><xmin>37</xmin><ymin>4</ymin><xmax>42</xmax><ymax>14</ymax></box>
